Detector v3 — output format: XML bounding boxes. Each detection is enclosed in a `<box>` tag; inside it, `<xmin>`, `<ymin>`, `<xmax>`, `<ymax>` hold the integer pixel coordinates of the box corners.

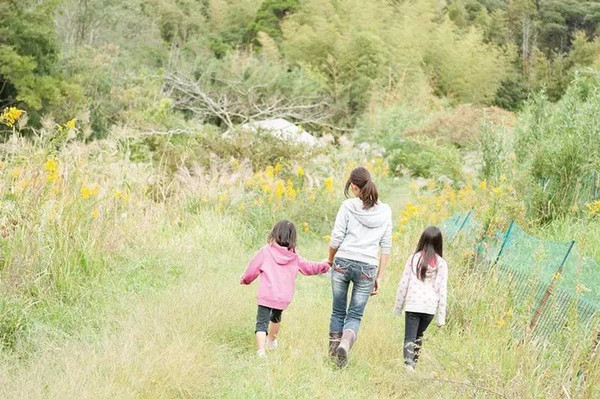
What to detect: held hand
<box><xmin>371</xmin><ymin>277</ymin><xmax>380</xmax><ymax>296</ymax></box>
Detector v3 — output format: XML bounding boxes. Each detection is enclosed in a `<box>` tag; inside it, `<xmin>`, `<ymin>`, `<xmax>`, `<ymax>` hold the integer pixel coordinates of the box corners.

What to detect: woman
<box><xmin>327</xmin><ymin>166</ymin><xmax>392</xmax><ymax>368</ymax></box>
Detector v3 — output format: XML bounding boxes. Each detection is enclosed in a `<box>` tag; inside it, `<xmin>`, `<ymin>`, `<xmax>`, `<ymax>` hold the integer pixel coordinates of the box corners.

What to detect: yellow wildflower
<box><xmin>64</xmin><ymin>118</ymin><xmax>77</xmax><ymax>129</ymax></box>
<box><xmin>495</xmin><ymin>318</ymin><xmax>506</xmax><ymax>328</ymax></box>
<box><xmin>491</xmin><ymin>186</ymin><xmax>502</xmax><ymax>196</ymax></box>
<box><xmin>274</xmin><ymin>163</ymin><xmax>283</xmax><ymax>173</ymax></box>
<box><xmin>286</xmin><ymin>186</ymin><xmax>297</xmax><ymax>199</ymax></box>
<box><xmin>262</xmin><ymin>183</ymin><xmax>272</xmax><ymax>194</ymax></box>
<box><xmin>296</xmin><ymin>167</ymin><xmax>304</xmax><ymax>177</ymax></box>
<box><xmin>324</xmin><ymin>177</ymin><xmax>334</xmax><ymax>193</ymax></box>
<box><xmin>585</xmin><ymin>200</ymin><xmax>600</xmax><ymax>215</ymax></box>
<box><xmin>0</xmin><ymin>107</ymin><xmax>23</xmax><ymax>127</ymax></box>
<box><xmin>10</xmin><ymin>167</ymin><xmax>21</xmax><ymax>179</ymax></box>
<box><xmin>217</xmin><ymin>193</ymin><xmax>228</xmax><ymax>204</ymax></box>
<box><xmin>323</xmin><ymin>234</ymin><xmax>331</xmax><ymax>243</ymax></box>
<box><xmin>80</xmin><ymin>184</ymin><xmax>100</xmax><ymax>200</ymax></box>
<box><xmin>44</xmin><ymin>159</ymin><xmax>59</xmax><ymax>183</ymax></box>
<box><xmin>44</xmin><ymin>159</ymin><xmax>58</xmax><ymax>173</ymax></box>
<box><xmin>302</xmin><ymin>222</ymin><xmax>310</xmax><ymax>233</ymax></box>
<box><xmin>275</xmin><ymin>181</ymin><xmax>285</xmax><ymax>200</ymax></box>
<box><xmin>478</xmin><ymin>180</ymin><xmax>488</xmax><ymax>190</ymax></box>
<box><xmin>91</xmin><ymin>208</ymin><xmax>99</xmax><ymax>218</ymax></box>
<box><xmin>265</xmin><ymin>166</ymin><xmax>275</xmax><ymax>179</ymax></box>
<box><xmin>114</xmin><ymin>190</ymin><xmax>130</xmax><ymax>202</ymax></box>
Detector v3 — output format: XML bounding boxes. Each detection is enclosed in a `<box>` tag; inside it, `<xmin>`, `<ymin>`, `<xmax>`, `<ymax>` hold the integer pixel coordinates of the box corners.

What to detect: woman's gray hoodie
<box><xmin>329</xmin><ymin>197</ymin><xmax>392</xmax><ymax>266</ymax></box>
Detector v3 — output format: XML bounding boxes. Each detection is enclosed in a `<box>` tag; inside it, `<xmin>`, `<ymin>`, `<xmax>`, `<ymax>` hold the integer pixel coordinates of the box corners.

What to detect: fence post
<box><xmin>451</xmin><ymin>208</ymin><xmax>473</xmax><ymax>243</ymax></box>
<box><xmin>492</xmin><ymin>220</ymin><xmax>515</xmax><ymax>268</ymax></box>
<box><xmin>529</xmin><ymin>239</ymin><xmax>576</xmax><ymax>333</ymax></box>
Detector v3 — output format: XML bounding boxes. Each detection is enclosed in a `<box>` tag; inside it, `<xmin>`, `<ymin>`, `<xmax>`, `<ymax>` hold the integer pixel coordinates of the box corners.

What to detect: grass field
<box><xmin>0</xmin><ymin>175</ymin><xmax>597</xmax><ymax>398</ymax></box>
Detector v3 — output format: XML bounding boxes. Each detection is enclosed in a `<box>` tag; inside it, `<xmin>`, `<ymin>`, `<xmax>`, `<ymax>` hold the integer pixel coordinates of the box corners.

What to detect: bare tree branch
<box><xmin>163</xmin><ymin>70</ymin><xmax>343</xmax><ymax>132</ymax></box>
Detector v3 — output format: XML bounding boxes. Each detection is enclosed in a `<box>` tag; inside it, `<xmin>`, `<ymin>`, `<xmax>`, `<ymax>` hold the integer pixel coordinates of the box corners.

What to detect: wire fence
<box><xmin>441</xmin><ymin>211</ymin><xmax>600</xmax><ymax>344</ymax></box>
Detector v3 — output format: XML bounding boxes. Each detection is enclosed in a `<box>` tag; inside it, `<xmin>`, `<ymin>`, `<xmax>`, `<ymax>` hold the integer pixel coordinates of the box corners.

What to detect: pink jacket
<box><xmin>240</xmin><ymin>243</ymin><xmax>330</xmax><ymax>310</ymax></box>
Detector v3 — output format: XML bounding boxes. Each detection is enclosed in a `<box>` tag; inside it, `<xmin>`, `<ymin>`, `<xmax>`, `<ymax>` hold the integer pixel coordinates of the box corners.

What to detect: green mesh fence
<box><xmin>439</xmin><ymin>209</ymin><xmax>480</xmax><ymax>243</ymax></box>
<box><xmin>440</xmin><ymin>212</ymin><xmax>600</xmax><ymax>343</ymax></box>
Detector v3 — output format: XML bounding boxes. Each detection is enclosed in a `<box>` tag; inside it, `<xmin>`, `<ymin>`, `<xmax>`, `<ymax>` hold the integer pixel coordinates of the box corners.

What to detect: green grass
<box><xmin>0</xmin><ymin>199</ymin><xmax>597</xmax><ymax>398</ymax></box>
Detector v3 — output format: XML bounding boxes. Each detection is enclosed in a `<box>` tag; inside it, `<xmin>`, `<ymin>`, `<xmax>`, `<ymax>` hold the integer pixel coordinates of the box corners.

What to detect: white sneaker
<box><xmin>266</xmin><ymin>339</ymin><xmax>278</xmax><ymax>350</ymax></box>
<box><xmin>404</xmin><ymin>364</ymin><xmax>415</xmax><ymax>373</ymax></box>
<box><xmin>257</xmin><ymin>349</ymin><xmax>266</xmax><ymax>358</ymax></box>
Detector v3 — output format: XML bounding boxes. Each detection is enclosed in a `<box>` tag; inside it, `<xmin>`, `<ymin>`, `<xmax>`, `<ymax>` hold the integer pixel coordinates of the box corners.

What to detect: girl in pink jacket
<box><xmin>241</xmin><ymin>220</ymin><xmax>330</xmax><ymax>357</ymax></box>
<box><xmin>394</xmin><ymin>226</ymin><xmax>448</xmax><ymax>372</ymax></box>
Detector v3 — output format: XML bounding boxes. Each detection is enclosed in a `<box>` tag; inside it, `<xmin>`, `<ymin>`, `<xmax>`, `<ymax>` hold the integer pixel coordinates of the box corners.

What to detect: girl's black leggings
<box><xmin>404</xmin><ymin>311</ymin><xmax>434</xmax><ymax>366</ymax></box>
<box><xmin>255</xmin><ymin>305</ymin><xmax>283</xmax><ymax>333</ymax></box>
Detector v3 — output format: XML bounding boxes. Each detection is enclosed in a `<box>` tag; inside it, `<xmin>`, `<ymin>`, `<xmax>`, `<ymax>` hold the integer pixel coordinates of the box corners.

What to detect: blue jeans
<box><xmin>329</xmin><ymin>257</ymin><xmax>377</xmax><ymax>335</ymax></box>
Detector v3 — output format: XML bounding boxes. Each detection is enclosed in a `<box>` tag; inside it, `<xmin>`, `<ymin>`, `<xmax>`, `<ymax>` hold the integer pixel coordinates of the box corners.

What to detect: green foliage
<box><xmin>249</xmin><ymin>0</ymin><xmax>300</xmax><ymax>42</ymax></box>
<box><xmin>425</xmin><ymin>21</ymin><xmax>511</xmax><ymax>104</ymax></box>
<box><xmin>388</xmin><ymin>138</ymin><xmax>463</xmax><ymax>182</ymax></box>
<box><xmin>355</xmin><ymin>105</ymin><xmax>428</xmax><ymax>150</ymax></box>
<box><xmin>0</xmin><ymin>0</ymin><xmax>86</xmax><ymax>123</ymax></box>
<box><xmin>0</xmin><ymin>299</ymin><xmax>28</xmax><ymax>351</ymax></box>
<box><xmin>515</xmin><ymin>72</ymin><xmax>600</xmax><ymax>220</ymax></box>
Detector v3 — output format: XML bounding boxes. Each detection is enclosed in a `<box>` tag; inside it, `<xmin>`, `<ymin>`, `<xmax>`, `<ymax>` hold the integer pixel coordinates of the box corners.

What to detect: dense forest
<box><xmin>4</xmin><ymin>0</ymin><xmax>600</xmax><ymax>136</ymax></box>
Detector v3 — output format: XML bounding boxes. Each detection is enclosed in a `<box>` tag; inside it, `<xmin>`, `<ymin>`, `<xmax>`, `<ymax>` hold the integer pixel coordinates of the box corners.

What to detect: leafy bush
<box><xmin>515</xmin><ymin>72</ymin><xmax>600</xmax><ymax>220</ymax></box>
<box><xmin>388</xmin><ymin>138</ymin><xmax>463</xmax><ymax>182</ymax></box>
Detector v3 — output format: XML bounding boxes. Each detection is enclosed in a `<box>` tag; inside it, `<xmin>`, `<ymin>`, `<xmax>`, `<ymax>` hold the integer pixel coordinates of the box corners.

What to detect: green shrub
<box><xmin>388</xmin><ymin>138</ymin><xmax>463</xmax><ymax>182</ymax></box>
<box><xmin>515</xmin><ymin>71</ymin><xmax>600</xmax><ymax>220</ymax></box>
<box><xmin>0</xmin><ymin>299</ymin><xmax>28</xmax><ymax>351</ymax></box>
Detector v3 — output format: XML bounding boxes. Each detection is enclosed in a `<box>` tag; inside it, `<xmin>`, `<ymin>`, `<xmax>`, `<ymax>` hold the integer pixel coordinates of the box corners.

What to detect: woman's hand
<box><xmin>371</xmin><ymin>277</ymin><xmax>381</xmax><ymax>296</ymax></box>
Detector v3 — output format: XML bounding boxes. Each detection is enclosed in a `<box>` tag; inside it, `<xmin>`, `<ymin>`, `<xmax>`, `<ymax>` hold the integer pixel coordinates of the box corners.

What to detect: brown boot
<box><xmin>334</xmin><ymin>329</ymin><xmax>356</xmax><ymax>368</ymax></box>
<box><xmin>329</xmin><ymin>332</ymin><xmax>343</xmax><ymax>357</ymax></box>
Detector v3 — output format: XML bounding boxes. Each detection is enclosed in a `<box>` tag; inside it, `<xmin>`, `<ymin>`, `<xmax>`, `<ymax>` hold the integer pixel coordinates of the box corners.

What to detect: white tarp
<box><xmin>240</xmin><ymin>118</ymin><xmax>320</xmax><ymax>147</ymax></box>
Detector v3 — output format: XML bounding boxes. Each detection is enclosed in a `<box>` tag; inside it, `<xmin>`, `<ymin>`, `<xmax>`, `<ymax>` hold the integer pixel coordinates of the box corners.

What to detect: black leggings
<box><xmin>404</xmin><ymin>311</ymin><xmax>434</xmax><ymax>366</ymax></box>
<box><xmin>255</xmin><ymin>305</ymin><xmax>283</xmax><ymax>333</ymax></box>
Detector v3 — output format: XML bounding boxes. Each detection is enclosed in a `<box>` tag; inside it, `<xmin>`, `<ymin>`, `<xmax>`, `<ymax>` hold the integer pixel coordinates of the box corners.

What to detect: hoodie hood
<box><xmin>346</xmin><ymin>198</ymin><xmax>391</xmax><ymax>228</ymax></box>
<box><xmin>266</xmin><ymin>243</ymin><xmax>298</xmax><ymax>265</ymax></box>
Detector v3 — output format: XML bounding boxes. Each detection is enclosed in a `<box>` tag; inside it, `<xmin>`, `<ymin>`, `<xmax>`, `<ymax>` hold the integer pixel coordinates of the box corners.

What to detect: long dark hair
<box><xmin>414</xmin><ymin>226</ymin><xmax>443</xmax><ymax>281</ymax></box>
<box><xmin>268</xmin><ymin>220</ymin><xmax>297</xmax><ymax>250</ymax></box>
<box><xmin>344</xmin><ymin>166</ymin><xmax>378</xmax><ymax>209</ymax></box>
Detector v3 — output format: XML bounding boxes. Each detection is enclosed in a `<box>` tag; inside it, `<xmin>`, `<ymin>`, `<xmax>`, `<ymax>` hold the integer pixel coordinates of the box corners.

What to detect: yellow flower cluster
<box><xmin>397</xmin><ymin>177</ymin><xmax>524</xmax><ymax>239</ymax></box>
<box><xmin>324</xmin><ymin>177</ymin><xmax>334</xmax><ymax>194</ymax></box>
<box><xmin>81</xmin><ymin>184</ymin><xmax>100</xmax><ymax>199</ymax></box>
<box><xmin>0</xmin><ymin>107</ymin><xmax>23</xmax><ymax>127</ymax></box>
<box><xmin>585</xmin><ymin>200</ymin><xmax>600</xmax><ymax>216</ymax></box>
<box><xmin>247</xmin><ymin>164</ymin><xmax>302</xmax><ymax>204</ymax></box>
<box><xmin>114</xmin><ymin>189</ymin><xmax>130</xmax><ymax>203</ymax></box>
<box><xmin>44</xmin><ymin>159</ymin><xmax>59</xmax><ymax>183</ymax></box>
<box><xmin>64</xmin><ymin>118</ymin><xmax>77</xmax><ymax>129</ymax></box>
<box><xmin>365</xmin><ymin>157</ymin><xmax>389</xmax><ymax>178</ymax></box>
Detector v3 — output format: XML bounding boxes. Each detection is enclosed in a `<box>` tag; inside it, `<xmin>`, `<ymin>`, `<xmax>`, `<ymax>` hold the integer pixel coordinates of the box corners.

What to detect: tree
<box><xmin>0</xmin><ymin>0</ymin><xmax>86</xmax><ymax>124</ymax></box>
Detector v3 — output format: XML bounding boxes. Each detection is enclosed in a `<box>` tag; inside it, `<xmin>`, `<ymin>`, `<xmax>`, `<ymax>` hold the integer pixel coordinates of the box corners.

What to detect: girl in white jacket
<box><xmin>394</xmin><ymin>226</ymin><xmax>448</xmax><ymax>371</ymax></box>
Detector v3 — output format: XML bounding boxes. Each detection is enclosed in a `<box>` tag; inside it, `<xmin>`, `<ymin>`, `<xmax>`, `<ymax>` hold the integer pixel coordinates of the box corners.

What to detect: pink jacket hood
<box><xmin>265</xmin><ymin>243</ymin><xmax>298</xmax><ymax>265</ymax></box>
<box><xmin>240</xmin><ymin>243</ymin><xmax>330</xmax><ymax>310</ymax></box>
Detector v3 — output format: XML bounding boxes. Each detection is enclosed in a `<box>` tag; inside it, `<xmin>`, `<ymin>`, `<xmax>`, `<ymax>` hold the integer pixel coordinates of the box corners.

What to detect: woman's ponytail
<box><xmin>360</xmin><ymin>179</ymin><xmax>378</xmax><ymax>209</ymax></box>
<box><xmin>344</xmin><ymin>166</ymin><xmax>379</xmax><ymax>209</ymax></box>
